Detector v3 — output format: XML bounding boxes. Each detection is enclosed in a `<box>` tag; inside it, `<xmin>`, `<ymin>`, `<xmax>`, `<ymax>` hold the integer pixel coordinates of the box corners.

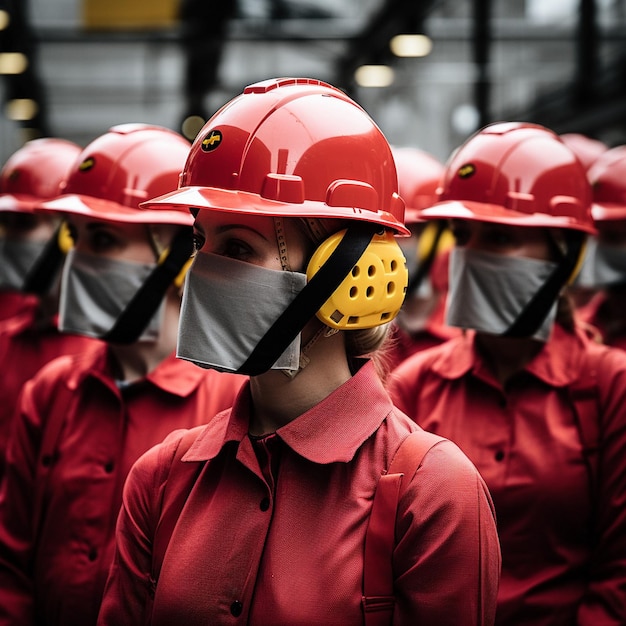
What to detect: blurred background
<box><xmin>1</xmin><ymin>0</ymin><xmax>625</xmax><ymax>162</ymax></box>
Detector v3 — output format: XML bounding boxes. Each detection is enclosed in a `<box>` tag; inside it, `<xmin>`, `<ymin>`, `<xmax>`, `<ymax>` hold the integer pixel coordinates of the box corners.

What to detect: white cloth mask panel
<box><xmin>177</xmin><ymin>251</ymin><xmax>307</xmax><ymax>375</ymax></box>
<box><xmin>59</xmin><ymin>248</ymin><xmax>164</xmax><ymax>342</ymax></box>
<box><xmin>0</xmin><ymin>238</ymin><xmax>48</xmax><ymax>290</ymax></box>
<box><xmin>446</xmin><ymin>247</ymin><xmax>559</xmax><ymax>342</ymax></box>
<box><xmin>575</xmin><ymin>237</ymin><xmax>626</xmax><ymax>287</ymax></box>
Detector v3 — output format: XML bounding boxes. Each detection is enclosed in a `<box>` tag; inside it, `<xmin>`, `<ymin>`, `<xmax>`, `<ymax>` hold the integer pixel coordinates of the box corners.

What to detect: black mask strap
<box><xmin>103</xmin><ymin>226</ymin><xmax>193</xmax><ymax>345</ymax></box>
<box><xmin>503</xmin><ymin>230</ymin><xmax>585</xmax><ymax>338</ymax></box>
<box><xmin>238</xmin><ymin>221</ymin><xmax>379</xmax><ymax>376</ymax></box>
<box><xmin>21</xmin><ymin>224</ymin><xmax>66</xmax><ymax>295</ymax></box>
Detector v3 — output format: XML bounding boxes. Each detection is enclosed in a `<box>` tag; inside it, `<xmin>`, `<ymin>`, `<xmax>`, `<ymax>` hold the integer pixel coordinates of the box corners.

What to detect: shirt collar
<box><xmin>65</xmin><ymin>347</ymin><xmax>207</xmax><ymax>397</ymax></box>
<box><xmin>183</xmin><ymin>360</ymin><xmax>394</xmax><ymax>465</ymax></box>
<box><xmin>430</xmin><ymin>324</ymin><xmax>587</xmax><ymax>388</ymax></box>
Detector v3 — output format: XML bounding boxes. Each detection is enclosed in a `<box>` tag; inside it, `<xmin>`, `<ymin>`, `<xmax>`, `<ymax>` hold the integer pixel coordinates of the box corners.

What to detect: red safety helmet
<box><xmin>560</xmin><ymin>132</ymin><xmax>608</xmax><ymax>172</ymax></box>
<box><xmin>0</xmin><ymin>138</ymin><xmax>81</xmax><ymax>213</ymax></box>
<box><xmin>421</xmin><ymin>122</ymin><xmax>596</xmax><ymax>235</ymax></box>
<box><xmin>392</xmin><ymin>146</ymin><xmax>444</xmax><ymax>224</ymax></box>
<box><xmin>39</xmin><ymin>124</ymin><xmax>192</xmax><ymax>226</ymax></box>
<box><xmin>587</xmin><ymin>145</ymin><xmax>626</xmax><ymax>221</ymax></box>
<box><xmin>143</xmin><ymin>78</ymin><xmax>409</xmax><ymax>235</ymax></box>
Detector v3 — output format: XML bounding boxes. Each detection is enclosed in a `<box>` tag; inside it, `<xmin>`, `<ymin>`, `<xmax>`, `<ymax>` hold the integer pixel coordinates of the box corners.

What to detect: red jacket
<box><xmin>0</xmin><ymin>291</ymin><xmax>37</xmax><ymax>322</ymax></box>
<box><xmin>0</xmin><ymin>308</ymin><xmax>99</xmax><ymax>477</ymax></box>
<box><xmin>98</xmin><ymin>361</ymin><xmax>501</xmax><ymax>626</ymax></box>
<box><xmin>0</xmin><ymin>345</ymin><xmax>246</xmax><ymax>626</ymax></box>
<box><xmin>387</xmin><ymin>325</ymin><xmax>626</xmax><ymax>625</ymax></box>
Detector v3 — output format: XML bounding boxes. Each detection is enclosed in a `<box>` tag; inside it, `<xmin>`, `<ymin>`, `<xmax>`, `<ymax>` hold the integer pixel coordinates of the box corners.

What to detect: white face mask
<box><xmin>59</xmin><ymin>248</ymin><xmax>164</xmax><ymax>342</ymax></box>
<box><xmin>446</xmin><ymin>247</ymin><xmax>559</xmax><ymax>342</ymax></box>
<box><xmin>0</xmin><ymin>238</ymin><xmax>48</xmax><ymax>291</ymax></box>
<box><xmin>177</xmin><ymin>251</ymin><xmax>307</xmax><ymax>375</ymax></box>
<box><xmin>574</xmin><ymin>237</ymin><xmax>626</xmax><ymax>288</ymax></box>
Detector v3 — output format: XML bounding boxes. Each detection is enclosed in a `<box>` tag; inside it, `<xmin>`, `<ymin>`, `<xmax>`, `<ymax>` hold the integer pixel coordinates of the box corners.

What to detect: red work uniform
<box><xmin>0</xmin><ymin>345</ymin><xmax>246</xmax><ymax>626</ymax></box>
<box><xmin>577</xmin><ymin>291</ymin><xmax>626</xmax><ymax>351</ymax></box>
<box><xmin>98</xmin><ymin>360</ymin><xmax>501</xmax><ymax>626</ymax></box>
<box><xmin>0</xmin><ymin>305</ymin><xmax>98</xmax><ymax>477</ymax></box>
<box><xmin>387</xmin><ymin>324</ymin><xmax>626</xmax><ymax>626</ymax></box>
<box><xmin>0</xmin><ymin>291</ymin><xmax>37</xmax><ymax>322</ymax></box>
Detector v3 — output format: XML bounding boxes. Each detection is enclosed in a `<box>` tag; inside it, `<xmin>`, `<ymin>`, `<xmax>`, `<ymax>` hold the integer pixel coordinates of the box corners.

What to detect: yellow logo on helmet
<box><xmin>458</xmin><ymin>163</ymin><xmax>475</xmax><ymax>179</ymax></box>
<box><xmin>201</xmin><ymin>130</ymin><xmax>222</xmax><ymax>152</ymax></box>
<box><xmin>79</xmin><ymin>157</ymin><xmax>95</xmax><ymax>172</ymax></box>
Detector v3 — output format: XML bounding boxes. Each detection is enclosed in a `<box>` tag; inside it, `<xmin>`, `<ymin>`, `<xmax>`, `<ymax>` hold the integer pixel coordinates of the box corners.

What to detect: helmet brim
<box><xmin>0</xmin><ymin>194</ymin><xmax>40</xmax><ymax>213</ymax></box>
<box><xmin>591</xmin><ymin>202</ymin><xmax>626</xmax><ymax>222</ymax></box>
<box><xmin>420</xmin><ymin>200</ymin><xmax>598</xmax><ymax>235</ymax></box>
<box><xmin>141</xmin><ymin>186</ymin><xmax>411</xmax><ymax>236</ymax></box>
<box><xmin>37</xmin><ymin>194</ymin><xmax>194</xmax><ymax>226</ymax></box>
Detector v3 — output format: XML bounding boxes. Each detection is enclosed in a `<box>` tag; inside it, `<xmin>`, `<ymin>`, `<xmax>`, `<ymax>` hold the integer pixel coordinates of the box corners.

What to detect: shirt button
<box><xmin>104</xmin><ymin>461</ymin><xmax>115</xmax><ymax>473</ymax></box>
<box><xmin>230</xmin><ymin>600</ymin><xmax>243</xmax><ymax>617</ymax></box>
<box><xmin>259</xmin><ymin>497</ymin><xmax>270</xmax><ymax>512</ymax></box>
<box><xmin>494</xmin><ymin>450</ymin><xmax>505</xmax><ymax>462</ymax></box>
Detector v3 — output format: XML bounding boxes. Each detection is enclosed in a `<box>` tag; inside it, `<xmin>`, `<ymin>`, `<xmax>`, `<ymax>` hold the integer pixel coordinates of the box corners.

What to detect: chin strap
<box><xmin>21</xmin><ymin>224</ymin><xmax>66</xmax><ymax>296</ymax></box>
<box><xmin>503</xmin><ymin>230</ymin><xmax>585</xmax><ymax>338</ymax></box>
<box><xmin>238</xmin><ymin>221</ymin><xmax>379</xmax><ymax>376</ymax></box>
<box><xmin>102</xmin><ymin>226</ymin><xmax>193</xmax><ymax>345</ymax></box>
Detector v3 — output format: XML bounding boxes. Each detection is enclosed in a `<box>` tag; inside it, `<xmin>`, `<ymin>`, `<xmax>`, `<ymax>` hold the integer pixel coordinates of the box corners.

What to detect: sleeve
<box><xmin>97</xmin><ymin>430</ymin><xmax>187</xmax><ymax>626</ymax></box>
<box><xmin>0</xmin><ymin>375</ymin><xmax>48</xmax><ymax>625</ymax></box>
<box><xmin>394</xmin><ymin>439</ymin><xmax>501</xmax><ymax>626</ymax></box>
<box><xmin>576</xmin><ymin>348</ymin><xmax>626</xmax><ymax>625</ymax></box>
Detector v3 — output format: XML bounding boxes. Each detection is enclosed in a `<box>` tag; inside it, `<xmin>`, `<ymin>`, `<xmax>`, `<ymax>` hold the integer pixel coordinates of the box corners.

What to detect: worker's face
<box><xmin>450</xmin><ymin>219</ymin><xmax>553</xmax><ymax>262</ymax></box>
<box><xmin>192</xmin><ymin>211</ymin><xmax>310</xmax><ymax>272</ymax></box>
<box><xmin>0</xmin><ymin>211</ymin><xmax>58</xmax><ymax>241</ymax></box>
<box><xmin>64</xmin><ymin>214</ymin><xmax>157</xmax><ymax>263</ymax></box>
<box><xmin>596</xmin><ymin>220</ymin><xmax>626</xmax><ymax>247</ymax></box>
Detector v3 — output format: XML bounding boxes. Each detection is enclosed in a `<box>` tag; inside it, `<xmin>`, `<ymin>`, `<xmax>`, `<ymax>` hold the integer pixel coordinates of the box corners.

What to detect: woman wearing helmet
<box><xmin>98</xmin><ymin>79</ymin><xmax>501</xmax><ymax>625</ymax></box>
<box><xmin>386</xmin><ymin>145</ymin><xmax>458</xmax><ymax>371</ymax></box>
<box><xmin>0</xmin><ymin>138</ymin><xmax>99</xmax><ymax>478</ymax></box>
<box><xmin>0</xmin><ymin>125</ymin><xmax>246</xmax><ymax>626</ymax></box>
<box><xmin>0</xmin><ymin>138</ymin><xmax>82</xmax><ymax>321</ymax></box>
<box><xmin>388</xmin><ymin>122</ymin><xmax>626</xmax><ymax>625</ymax></box>
<box><xmin>575</xmin><ymin>145</ymin><xmax>626</xmax><ymax>350</ymax></box>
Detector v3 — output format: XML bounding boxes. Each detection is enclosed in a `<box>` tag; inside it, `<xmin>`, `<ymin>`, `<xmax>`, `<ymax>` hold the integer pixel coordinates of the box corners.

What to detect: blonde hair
<box><xmin>345</xmin><ymin>324</ymin><xmax>393</xmax><ymax>380</ymax></box>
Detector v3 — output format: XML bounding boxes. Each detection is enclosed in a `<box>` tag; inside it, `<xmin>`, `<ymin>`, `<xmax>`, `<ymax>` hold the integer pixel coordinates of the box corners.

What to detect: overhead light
<box><xmin>0</xmin><ymin>10</ymin><xmax>10</xmax><ymax>30</ymax></box>
<box><xmin>181</xmin><ymin>115</ymin><xmax>205</xmax><ymax>141</ymax></box>
<box><xmin>390</xmin><ymin>34</ymin><xmax>433</xmax><ymax>58</ymax></box>
<box><xmin>6</xmin><ymin>99</ymin><xmax>38</xmax><ymax>121</ymax></box>
<box><xmin>354</xmin><ymin>65</ymin><xmax>395</xmax><ymax>88</ymax></box>
<box><xmin>0</xmin><ymin>52</ymin><xmax>29</xmax><ymax>75</ymax></box>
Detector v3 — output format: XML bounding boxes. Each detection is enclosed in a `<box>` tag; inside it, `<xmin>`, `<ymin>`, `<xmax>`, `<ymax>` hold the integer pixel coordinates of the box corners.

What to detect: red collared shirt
<box><xmin>577</xmin><ymin>291</ymin><xmax>626</xmax><ymax>351</ymax></box>
<box><xmin>0</xmin><ymin>345</ymin><xmax>246</xmax><ymax>626</ymax></box>
<box><xmin>0</xmin><ymin>291</ymin><xmax>38</xmax><ymax>322</ymax></box>
<box><xmin>0</xmin><ymin>308</ymin><xmax>99</xmax><ymax>477</ymax></box>
<box><xmin>98</xmin><ymin>360</ymin><xmax>501</xmax><ymax>626</ymax></box>
<box><xmin>387</xmin><ymin>325</ymin><xmax>626</xmax><ymax>626</ymax></box>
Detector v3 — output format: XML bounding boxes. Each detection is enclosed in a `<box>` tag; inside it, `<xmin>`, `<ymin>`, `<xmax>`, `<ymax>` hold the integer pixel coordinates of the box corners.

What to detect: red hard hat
<box><xmin>38</xmin><ymin>124</ymin><xmax>192</xmax><ymax>226</ymax></box>
<box><xmin>143</xmin><ymin>78</ymin><xmax>409</xmax><ymax>235</ymax></box>
<box><xmin>392</xmin><ymin>146</ymin><xmax>444</xmax><ymax>224</ymax></box>
<box><xmin>421</xmin><ymin>122</ymin><xmax>596</xmax><ymax>234</ymax></box>
<box><xmin>560</xmin><ymin>132</ymin><xmax>608</xmax><ymax>171</ymax></box>
<box><xmin>587</xmin><ymin>145</ymin><xmax>626</xmax><ymax>221</ymax></box>
<box><xmin>0</xmin><ymin>138</ymin><xmax>81</xmax><ymax>213</ymax></box>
